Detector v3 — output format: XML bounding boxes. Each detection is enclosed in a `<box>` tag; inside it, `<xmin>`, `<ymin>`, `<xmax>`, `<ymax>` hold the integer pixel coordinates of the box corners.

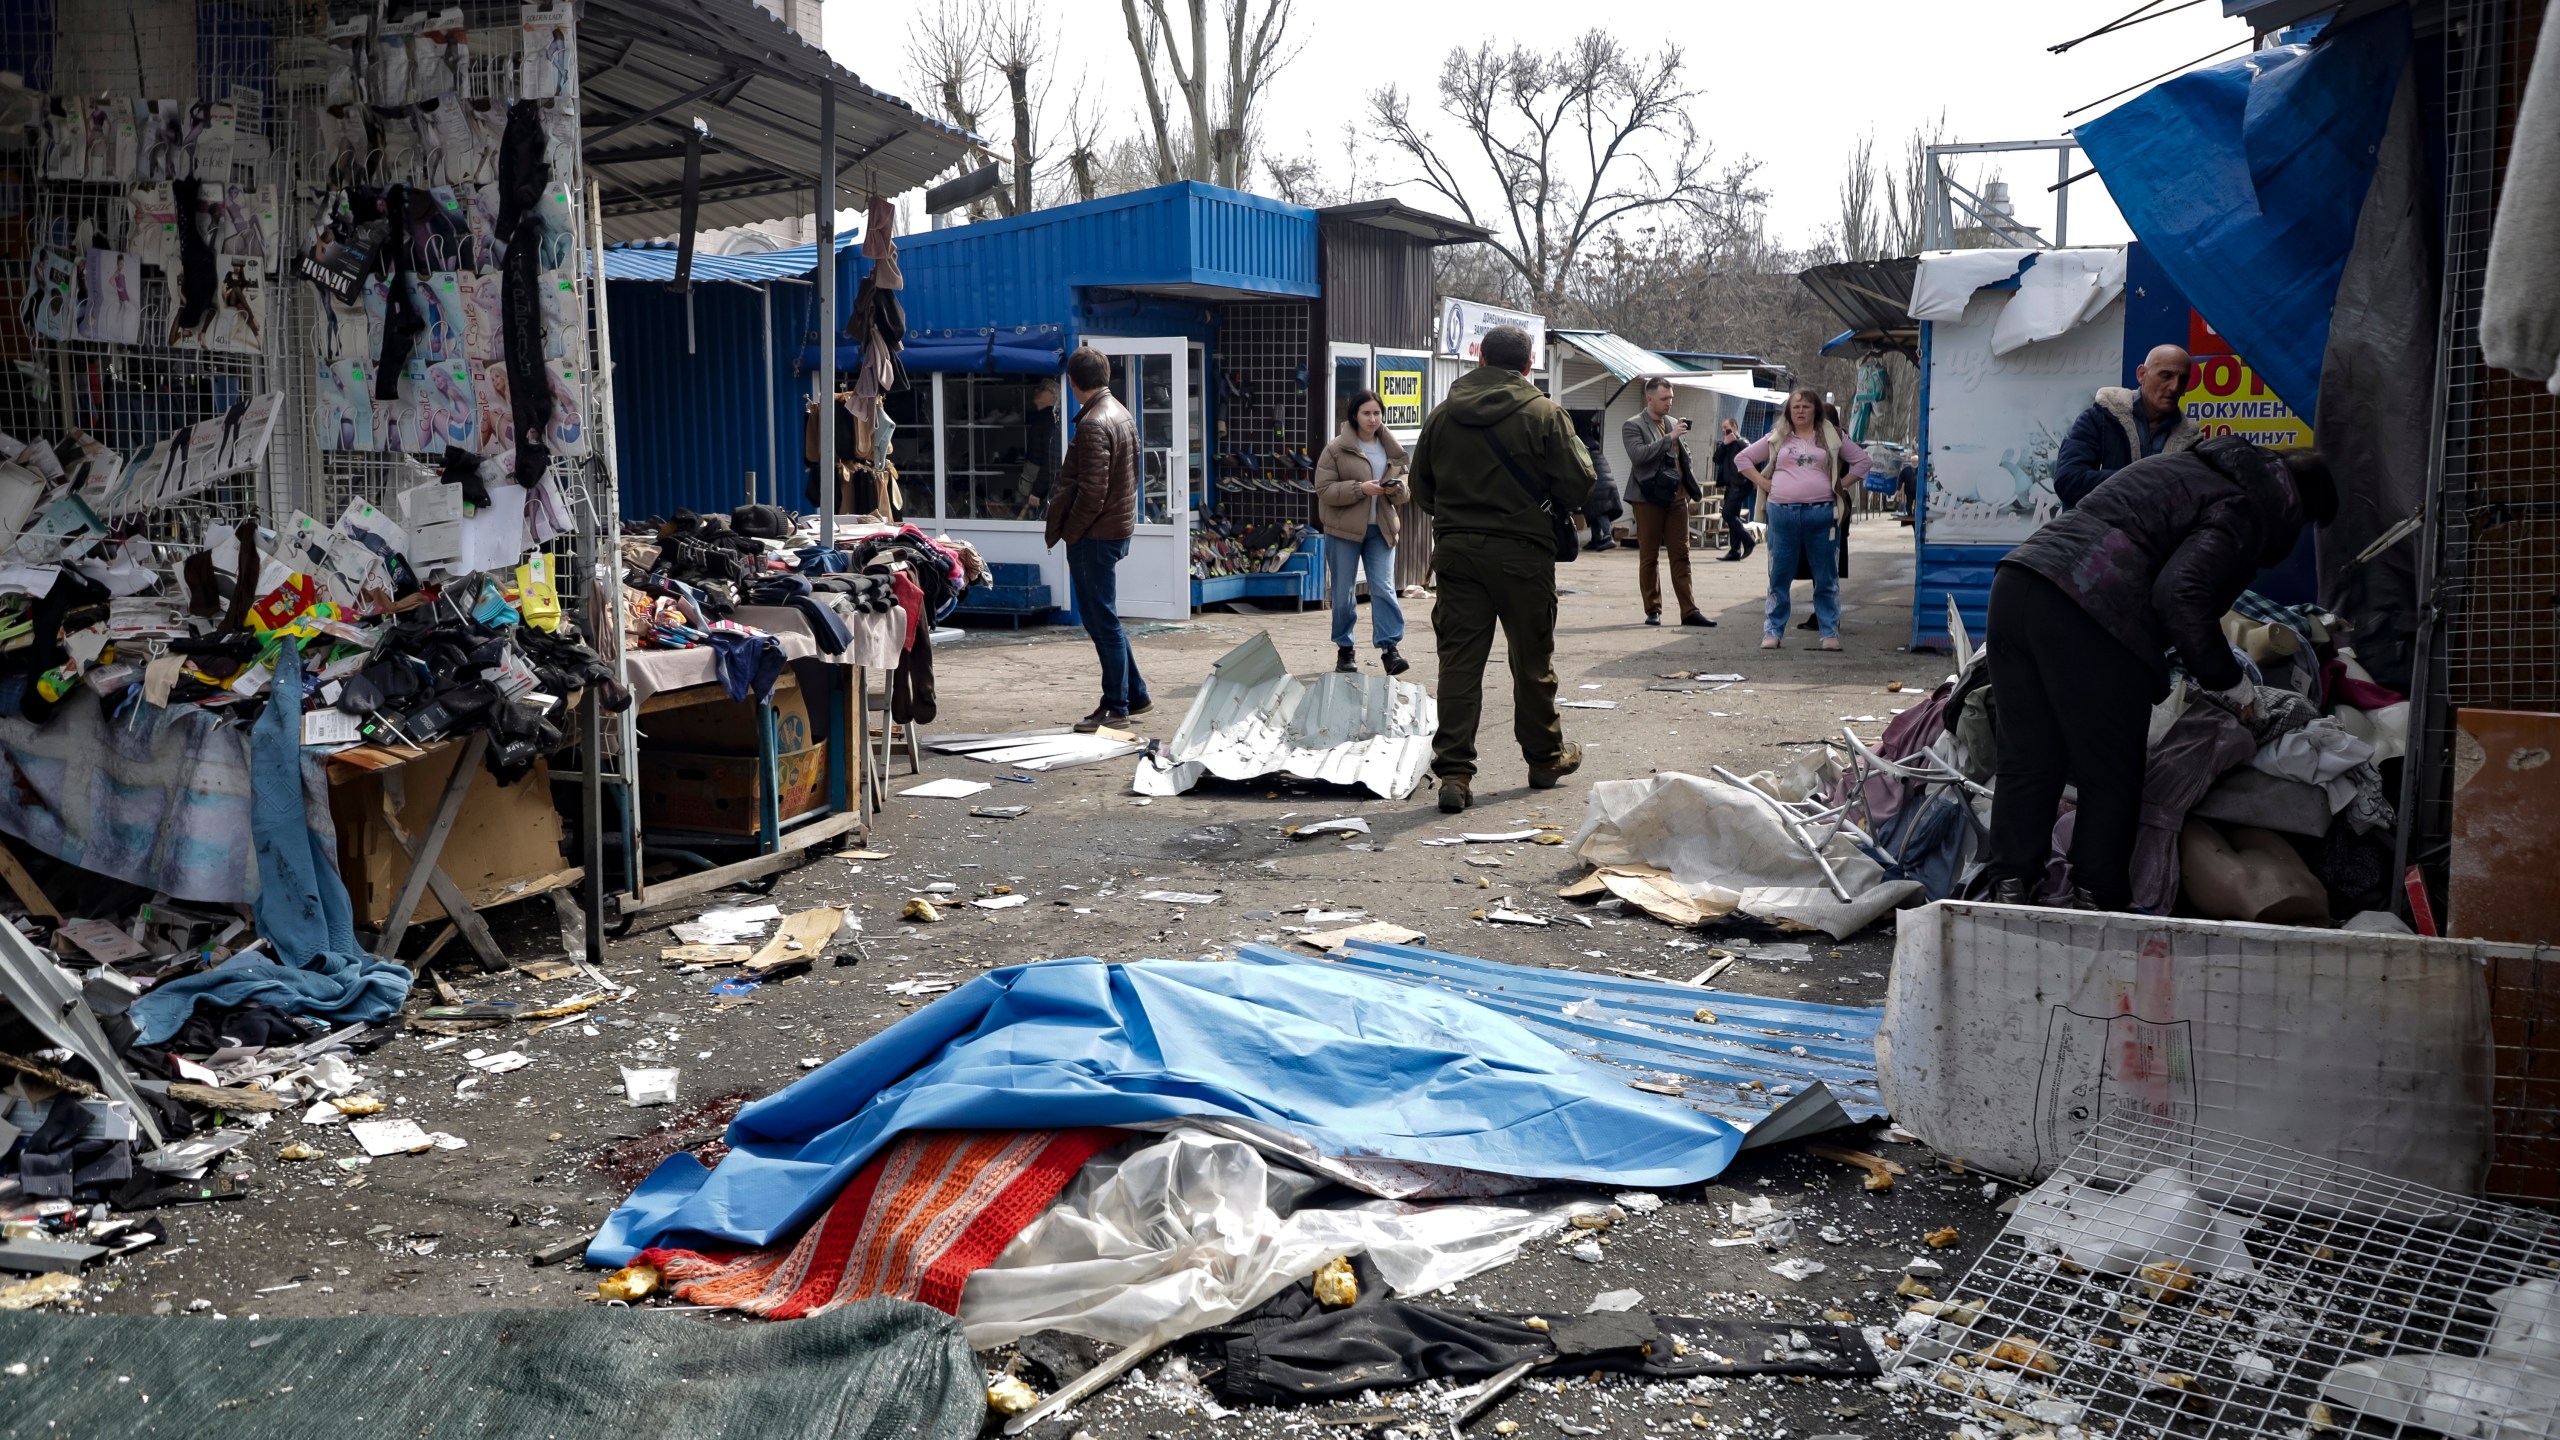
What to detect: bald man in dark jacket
<box><xmin>1983</xmin><ymin>435</ymin><xmax>2335</xmax><ymax>911</ymax></box>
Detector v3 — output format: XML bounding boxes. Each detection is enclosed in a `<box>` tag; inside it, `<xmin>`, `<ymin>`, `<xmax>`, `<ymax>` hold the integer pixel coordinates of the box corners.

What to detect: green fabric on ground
<box><xmin>1430</xmin><ymin>531</ymin><xmax>1564</xmax><ymax>779</ymax></box>
<box><xmin>0</xmin><ymin>1296</ymin><xmax>981</xmax><ymax>1439</ymax></box>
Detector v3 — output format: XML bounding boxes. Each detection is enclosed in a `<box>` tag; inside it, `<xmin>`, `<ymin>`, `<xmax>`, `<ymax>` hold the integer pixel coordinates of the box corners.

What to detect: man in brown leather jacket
<box><xmin>1046</xmin><ymin>345</ymin><xmax>1152</xmax><ymax>732</ymax></box>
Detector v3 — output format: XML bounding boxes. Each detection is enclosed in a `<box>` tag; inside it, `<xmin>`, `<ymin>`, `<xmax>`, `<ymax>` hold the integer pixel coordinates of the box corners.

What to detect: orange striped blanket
<box><xmin>637</xmin><ymin>1127</ymin><xmax>1121</xmax><ymax>1317</ymax></box>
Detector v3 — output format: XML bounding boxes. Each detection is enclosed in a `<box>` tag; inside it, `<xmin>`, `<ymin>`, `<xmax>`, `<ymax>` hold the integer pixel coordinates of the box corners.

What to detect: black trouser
<box><xmin>1985</xmin><ymin>565</ymin><xmax>2156</xmax><ymax>909</ymax></box>
<box><xmin>1720</xmin><ymin>483</ymin><xmax>1755</xmax><ymax>556</ymax></box>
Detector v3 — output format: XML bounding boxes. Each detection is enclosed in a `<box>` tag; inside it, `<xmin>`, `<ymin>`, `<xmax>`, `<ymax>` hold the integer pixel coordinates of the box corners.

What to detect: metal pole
<box><xmin>761</xmin><ymin>281</ymin><xmax>777</xmax><ymax>506</ymax></box>
<box><xmin>578</xmin><ymin>181</ymin><xmax>611</xmax><ymax>976</ymax></box>
<box><xmin>816</xmin><ymin>83</ymin><xmax>837</xmax><ymax>549</ymax></box>
<box><xmin>2054</xmin><ymin>146</ymin><xmax>2072</xmax><ymax>247</ymax></box>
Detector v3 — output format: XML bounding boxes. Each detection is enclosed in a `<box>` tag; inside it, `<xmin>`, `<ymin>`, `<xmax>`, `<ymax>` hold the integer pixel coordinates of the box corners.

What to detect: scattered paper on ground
<box><xmin>349</xmin><ymin>1118</ymin><xmax>435</xmax><ymax>1157</ymax></box>
<box><xmin>1286</xmin><ymin>817</ymin><xmax>1371</xmax><ymax>837</ymax></box>
<box><xmin>1139</xmin><ymin>891</ymin><xmax>1220</xmax><ymax>905</ymax></box>
<box><xmin>1296</xmin><ymin>921</ymin><xmax>1425</xmax><ymax>953</ymax></box>
<box><xmin>897</xmin><ymin>778</ymin><xmax>993</xmax><ymax>799</ymax></box>
<box><xmin>668</xmin><ymin>905</ymin><xmax>780</xmax><ymax>946</ymax></box>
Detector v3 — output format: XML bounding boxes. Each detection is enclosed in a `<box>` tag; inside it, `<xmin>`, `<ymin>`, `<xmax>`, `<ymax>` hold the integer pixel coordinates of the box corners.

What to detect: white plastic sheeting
<box><xmin>1134</xmin><ymin>632</ymin><xmax>1436</xmax><ymax>801</ymax></box>
<box><xmin>955</xmin><ymin>1129</ymin><xmax>1595</xmax><ymax>1350</ymax></box>
<box><xmin>1909</xmin><ymin>247</ymin><xmax>2129</xmax><ymax>355</ymax></box>
<box><xmin>1879</xmin><ymin>901</ymin><xmax>2509</xmax><ymax>1190</ymax></box>
<box><xmin>1571</xmin><ymin>772</ymin><xmax>1923</xmax><ymax>939</ymax></box>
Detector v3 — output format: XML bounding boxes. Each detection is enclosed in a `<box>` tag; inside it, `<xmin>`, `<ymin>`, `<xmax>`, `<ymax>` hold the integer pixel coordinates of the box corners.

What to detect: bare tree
<box><xmin>1886</xmin><ymin>111</ymin><xmax>1947</xmax><ymax>256</ymax></box>
<box><xmin>985</xmin><ymin>6</ymin><xmax>1054</xmax><ymax>216</ymax></box>
<box><xmin>1117</xmin><ymin>0</ymin><xmax>1299</xmax><ymax>189</ymax></box>
<box><xmin>1369</xmin><ymin>32</ymin><xmax>1746</xmax><ymax>311</ymax></box>
<box><xmin>1836</xmin><ymin>130</ymin><xmax>1887</xmax><ymax>262</ymax></box>
<box><xmin>905</xmin><ymin>1</ymin><xmax>994</xmax><ymax>156</ymax></box>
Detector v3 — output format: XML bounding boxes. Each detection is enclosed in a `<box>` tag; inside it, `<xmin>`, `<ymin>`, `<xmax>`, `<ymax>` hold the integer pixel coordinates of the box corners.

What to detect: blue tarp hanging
<box><xmin>590</xmin><ymin>957</ymin><xmax>1746</xmax><ymax>1266</ymax></box>
<box><xmin>795</xmin><ymin>325</ymin><xmax>1066</xmax><ymax>375</ymax></box>
<box><xmin>2074</xmin><ymin>5</ymin><xmax>2410</xmax><ymax>428</ymax></box>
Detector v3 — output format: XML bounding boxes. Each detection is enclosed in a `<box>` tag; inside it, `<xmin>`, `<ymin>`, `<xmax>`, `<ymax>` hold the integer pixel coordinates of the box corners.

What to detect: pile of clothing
<box><xmin>1856</xmin><ymin>591</ymin><xmax>2405</xmax><ymax>925</ymax></box>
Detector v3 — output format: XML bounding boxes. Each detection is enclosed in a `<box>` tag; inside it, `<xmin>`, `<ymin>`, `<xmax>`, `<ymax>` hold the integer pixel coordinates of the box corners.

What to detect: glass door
<box><xmin>1083</xmin><ymin>336</ymin><xmax>1191</xmax><ymax>620</ymax></box>
<box><xmin>1326</xmin><ymin>342</ymin><xmax>1373</xmax><ymax>437</ymax></box>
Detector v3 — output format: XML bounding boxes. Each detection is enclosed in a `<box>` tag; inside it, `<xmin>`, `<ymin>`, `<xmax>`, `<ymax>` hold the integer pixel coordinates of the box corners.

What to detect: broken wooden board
<box><xmin>165</xmin><ymin>1082</ymin><xmax>284</xmax><ymax>1113</ymax></box>
<box><xmin>744</xmin><ymin>908</ymin><xmax>846</xmax><ymax>976</ymax></box>
<box><xmin>660</xmin><ymin>944</ymin><xmax>754</xmax><ymax>967</ymax></box>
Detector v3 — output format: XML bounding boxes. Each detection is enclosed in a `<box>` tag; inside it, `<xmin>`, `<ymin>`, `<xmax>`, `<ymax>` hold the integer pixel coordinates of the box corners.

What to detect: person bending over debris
<box><xmin>1982</xmin><ymin>435</ymin><xmax>2336</xmax><ymax>911</ymax></box>
<box><xmin>1408</xmin><ymin>323</ymin><xmax>1595</xmax><ymax>813</ymax></box>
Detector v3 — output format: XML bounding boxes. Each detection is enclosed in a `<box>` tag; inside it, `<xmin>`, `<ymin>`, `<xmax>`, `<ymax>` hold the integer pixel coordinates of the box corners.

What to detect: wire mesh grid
<box><xmin>1904</xmin><ymin>1113</ymin><xmax>2560</xmax><ymax>1440</ymax></box>
<box><xmin>0</xmin><ymin>0</ymin><xmax>283</xmax><ymax>551</ymax></box>
<box><xmin>2488</xmin><ymin>948</ymin><xmax>2560</xmax><ymax>1207</ymax></box>
<box><xmin>1211</xmin><ymin>299</ymin><xmax>1312</xmax><ymax>530</ymax></box>
<box><xmin>2404</xmin><ymin>0</ymin><xmax>2560</xmax><ymax>891</ymax></box>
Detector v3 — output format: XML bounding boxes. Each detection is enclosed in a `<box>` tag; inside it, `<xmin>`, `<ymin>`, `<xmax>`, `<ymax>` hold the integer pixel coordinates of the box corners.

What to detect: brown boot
<box><xmin>1436</xmin><ymin>775</ymin><xmax>1472</xmax><ymax>813</ymax></box>
<box><xmin>1528</xmin><ymin>741</ymin><xmax>1584</xmax><ymax>790</ymax></box>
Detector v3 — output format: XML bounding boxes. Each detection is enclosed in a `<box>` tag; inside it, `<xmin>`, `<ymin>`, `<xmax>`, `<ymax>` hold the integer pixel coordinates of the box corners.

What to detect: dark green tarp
<box><xmin>0</xmin><ymin>1296</ymin><xmax>982</xmax><ymax>1439</ymax></box>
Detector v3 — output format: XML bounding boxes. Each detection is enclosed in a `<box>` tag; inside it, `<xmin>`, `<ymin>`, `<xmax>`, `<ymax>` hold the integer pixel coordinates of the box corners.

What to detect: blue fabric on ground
<box><xmin>127</xmin><ymin>641</ymin><xmax>412</xmax><ymax>1046</ymax></box>
<box><xmin>592</xmin><ymin>957</ymin><xmax>1745</xmax><ymax>1266</ymax></box>
<box><xmin>2075</xmin><ymin>7</ymin><xmax>2409</xmax><ymax>427</ymax></box>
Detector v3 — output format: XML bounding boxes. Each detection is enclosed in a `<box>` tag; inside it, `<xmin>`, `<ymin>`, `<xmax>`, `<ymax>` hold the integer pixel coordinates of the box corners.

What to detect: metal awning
<box><xmin>1796</xmin><ymin>256</ymin><xmax>1920</xmax><ymax>360</ymax></box>
<box><xmin>1316</xmin><ymin>199</ymin><xmax>1493</xmax><ymax>247</ymax></box>
<box><xmin>1548</xmin><ymin>328</ymin><xmax>1680</xmax><ymax>383</ymax></box>
<box><xmin>601</xmin><ymin>232</ymin><xmax>854</xmax><ymax>283</ymax></box>
<box><xmin>579</xmin><ymin>0</ymin><xmax>984</xmax><ymax>244</ymax></box>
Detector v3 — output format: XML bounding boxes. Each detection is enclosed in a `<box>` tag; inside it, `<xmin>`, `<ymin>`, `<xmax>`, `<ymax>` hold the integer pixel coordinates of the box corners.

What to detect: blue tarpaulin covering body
<box><xmin>591</xmin><ymin>956</ymin><xmax>1750</xmax><ymax>1266</ymax></box>
<box><xmin>2074</xmin><ymin>7</ymin><xmax>2411</xmax><ymax>428</ymax></box>
<box><xmin>1235</xmin><ymin>940</ymin><xmax>1883</xmax><ymax>1136</ymax></box>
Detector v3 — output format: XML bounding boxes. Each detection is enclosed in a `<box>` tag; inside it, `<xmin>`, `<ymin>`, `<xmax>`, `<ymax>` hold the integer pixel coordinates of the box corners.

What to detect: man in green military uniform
<box><xmin>1408</xmin><ymin>324</ymin><xmax>1597</xmax><ymax>813</ymax></box>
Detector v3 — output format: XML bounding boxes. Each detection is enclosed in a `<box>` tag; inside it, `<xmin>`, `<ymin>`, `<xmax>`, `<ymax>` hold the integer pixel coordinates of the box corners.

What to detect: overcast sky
<box><xmin>829</xmin><ymin>1</ymin><xmax>2257</xmax><ymax>249</ymax></box>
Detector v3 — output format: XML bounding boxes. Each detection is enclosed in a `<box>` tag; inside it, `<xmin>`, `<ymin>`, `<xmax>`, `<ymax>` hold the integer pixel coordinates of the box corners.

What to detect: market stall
<box><xmin>604</xmin><ymin>186</ymin><xmax>1484</xmax><ymax>619</ymax></box>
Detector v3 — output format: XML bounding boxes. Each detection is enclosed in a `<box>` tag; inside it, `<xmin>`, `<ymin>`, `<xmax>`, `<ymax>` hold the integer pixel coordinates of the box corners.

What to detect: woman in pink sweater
<box><xmin>1734</xmin><ymin>389</ymin><xmax>1871</xmax><ymax>649</ymax></box>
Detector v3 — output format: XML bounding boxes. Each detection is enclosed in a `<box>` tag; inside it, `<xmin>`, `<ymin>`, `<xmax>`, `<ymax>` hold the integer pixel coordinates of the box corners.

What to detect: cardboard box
<box><xmin>635</xmin><ymin>674</ymin><xmax>810</xmax><ymax>755</ymax></box>
<box><xmin>638</xmin><ymin>741</ymin><xmax>829</xmax><ymax>837</ymax></box>
<box><xmin>329</xmin><ymin>745</ymin><xmax>568</xmax><ymax>929</ymax></box>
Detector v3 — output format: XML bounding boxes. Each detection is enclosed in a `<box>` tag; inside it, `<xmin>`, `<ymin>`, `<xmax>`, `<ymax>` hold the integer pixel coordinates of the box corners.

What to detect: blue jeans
<box><xmin>1066</xmin><ymin>537</ymin><xmax>1148</xmax><ymax>712</ymax></box>
<box><xmin>1324</xmin><ymin>526</ymin><xmax>1404</xmax><ymax>649</ymax></box>
<box><xmin>1763</xmin><ymin>501</ymin><xmax>1840</xmax><ymax>639</ymax></box>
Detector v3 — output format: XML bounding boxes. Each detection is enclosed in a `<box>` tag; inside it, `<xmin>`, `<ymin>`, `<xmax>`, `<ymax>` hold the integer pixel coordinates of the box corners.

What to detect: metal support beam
<box><xmin>672</xmin><ymin>123</ymin><xmax>704</xmax><ymax>295</ymax></box>
<box><xmin>584</xmin><ymin>69</ymin><xmax>746</xmax><ymax>148</ymax></box>
<box><xmin>816</xmin><ymin>82</ymin><xmax>837</xmax><ymax>550</ymax></box>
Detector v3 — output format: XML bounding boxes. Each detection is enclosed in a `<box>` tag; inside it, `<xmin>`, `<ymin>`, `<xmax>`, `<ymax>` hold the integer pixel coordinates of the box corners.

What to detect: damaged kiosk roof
<box><xmin>578</xmin><ymin>0</ymin><xmax>985</xmax><ymax>244</ymax></box>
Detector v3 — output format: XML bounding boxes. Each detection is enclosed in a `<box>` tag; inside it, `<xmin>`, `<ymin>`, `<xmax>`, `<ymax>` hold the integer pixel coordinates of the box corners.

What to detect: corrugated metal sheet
<box><xmin>1551</xmin><ymin>329</ymin><xmax>1680</xmax><ymax>383</ymax></box>
<box><xmin>603</xmin><ymin>233</ymin><xmax>856</xmax><ymax>283</ymax></box>
<box><xmin>580</xmin><ymin>0</ymin><xmax>982</xmax><ymax>243</ymax></box>
<box><xmin>1798</xmin><ymin>257</ymin><xmax>1920</xmax><ymax>356</ymax></box>
<box><xmin>897</xmin><ymin>183</ymin><xmax>1318</xmax><ymax>334</ymax></box>
<box><xmin>1133</xmin><ymin>632</ymin><xmax>1436</xmax><ymax>800</ymax></box>
<box><xmin>606</xmin><ymin>274</ymin><xmax>818</xmax><ymax>521</ymax></box>
<box><xmin>1237</xmin><ymin>938</ymin><xmax>1882</xmax><ymax>1141</ymax></box>
<box><xmin>1318</xmin><ymin>219</ymin><xmax>1435</xmax><ymax>348</ymax></box>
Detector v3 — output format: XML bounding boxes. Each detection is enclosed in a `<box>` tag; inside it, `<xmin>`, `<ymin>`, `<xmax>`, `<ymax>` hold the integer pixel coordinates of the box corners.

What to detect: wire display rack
<box><xmin>1905</xmin><ymin>1114</ymin><xmax>2560</xmax><ymax>1440</ymax></box>
<box><xmin>1210</xmin><ymin>299</ymin><xmax>1311</xmax><ymax>531</ymax></box>
<box><xmin>2401</xmin><ymin>0</ymin><xmax>2560</xmax><ymax>904</ymax></box>
<box><xmin>0</xmin><ymin>0</ymin><xmax>284</xmax><ymax>552</ymax></box>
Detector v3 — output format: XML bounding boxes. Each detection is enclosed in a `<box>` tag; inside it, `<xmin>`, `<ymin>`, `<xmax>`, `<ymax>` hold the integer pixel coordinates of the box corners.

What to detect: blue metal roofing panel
<box><xmin>896</xmin><ymin>182</ymin><xmax>1318</xmax><ymax>334</ymax></box>
<box><xmin>603</xmin><ymin>232</ymin><xmax>858</xmax><ymax>284</ymax></box>
<box><xmin>1233</xmin><ymin>939</ymin><xmax>1882</xmax><ymax>1138</ymax></box>
<box><xmin>606</xmin><ymin>276</ymin><xmax>818</xmax><ymax>522</ymax></box>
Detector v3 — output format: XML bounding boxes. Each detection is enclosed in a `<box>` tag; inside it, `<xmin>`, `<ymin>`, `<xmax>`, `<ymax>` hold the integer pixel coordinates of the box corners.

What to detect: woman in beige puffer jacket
<box><xmin>1313</xmin><ymin>391</ymin><xmax>1412</xmax><ymax>674</ymax></box>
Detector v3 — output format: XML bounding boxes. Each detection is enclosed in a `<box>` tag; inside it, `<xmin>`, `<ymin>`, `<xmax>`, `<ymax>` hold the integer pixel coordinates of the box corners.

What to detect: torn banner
<box><xmin>1135</xmin><ymin>631</ymin><xmax>1435</xmax><ymax>801</ymax></box>
<box><xmin>591</xmin><ymin>957</ymin><xmax>1743</xmax><ymax>1266</ymax></box>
